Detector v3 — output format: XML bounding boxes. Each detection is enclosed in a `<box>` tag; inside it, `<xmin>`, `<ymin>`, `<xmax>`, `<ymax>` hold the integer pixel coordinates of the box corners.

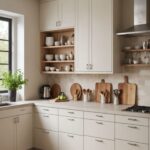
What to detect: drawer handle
<box><xmin>128</xmin><ymin>126</ymin><xmax>138</xmax><ymax>129</ymax></box>
<box><xmin>68</xmin><ymin>119</ymin><xmax>75</xmax><ymax>121</ymax></box>
<box><xmin>128</xmin><ymin>118</ymin><xmax>138</xmax><ymax>122</ymax></box>
<box><xmin>96</xmin><ymin>122</ymin><xmax>103</xmax><ymax>125</ymax></box>
<box><xmin>95</xmin><ymin>139</ymin><xmax>104</xmax><ymax>143</ymax></box>
<box><xmin>43</xmin><ymin>115</ymin><xmax>49</xmax><ymax>118</ymax></box>
<box><xmin>68</xmin><ymin>112</ymin><xmax>75</xmax><ymax>114</ymax></box>
<box><xmin>128</xmin><ymin>143</ymin><xmax>139</xmax><ymax>147</ymax></box>
<box><xmin>43</xmin><ymin>109</ymin><xmax>49</xmax><ymax>111</ymax></box>
<box><xmin>68</xmin><ymin>135</ymin><xmax>74</xmax><ymax>138</ymax></box>
<box><xmin>96</xmin><ymin>115</ymin><xmax>103</xmax><ymax>118</ymax></box>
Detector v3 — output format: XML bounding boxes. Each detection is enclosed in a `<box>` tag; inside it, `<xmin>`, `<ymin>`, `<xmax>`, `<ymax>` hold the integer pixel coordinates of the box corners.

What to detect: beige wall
<box><xmin>0</xmin><ymin>0</ymin><xmax>47</xmax><ymax>99</ymax></box>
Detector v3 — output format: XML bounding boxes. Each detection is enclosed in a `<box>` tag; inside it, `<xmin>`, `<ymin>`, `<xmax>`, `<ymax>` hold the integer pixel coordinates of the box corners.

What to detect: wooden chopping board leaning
<box><xmin>95</xmin><ymin>79</ymin><xmax>112</xmax><ymax>103</ymax></box>
<box><xmin>118</xmin><ymin>76</ymin><xmax>137</xmax><ymax>105</ymax></box>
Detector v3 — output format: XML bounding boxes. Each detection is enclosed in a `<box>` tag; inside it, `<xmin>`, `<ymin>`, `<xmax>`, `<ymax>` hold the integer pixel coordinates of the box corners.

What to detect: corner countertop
<box><xmin>0</xmin><ymin>100</ymin><xmax>150</xmax><ymax>118</ymax></box>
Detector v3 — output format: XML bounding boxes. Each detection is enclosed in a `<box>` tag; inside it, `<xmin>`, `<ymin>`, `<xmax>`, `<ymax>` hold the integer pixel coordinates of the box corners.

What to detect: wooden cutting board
<box><xmin>50</xmin><ymin>84</ymin><xmax>61</xmax><ymax>99</ymax></box>
<box><xmin>70</xmin><ymin>83</ymin><xmax>82</xmax><ymax>100</ymax></box>
<box><xmin>95</xmin><ymin>79</ymin><xmax>112</xmax><ymax>103</ymax></box>
<box><xmin>118</xmin><ymin>76</ymin><xmax>137</xmax><ymax>105</ymax></box>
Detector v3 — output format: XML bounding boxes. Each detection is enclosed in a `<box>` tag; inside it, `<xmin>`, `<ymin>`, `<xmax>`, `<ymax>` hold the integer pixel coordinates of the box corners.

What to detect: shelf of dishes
<box><xmin>43</xmin><ymin>45</ymin><xmax>74</xmax><ymax>49</ymax></box>
<box><xmin>43</xmin><ymin>71</ymin><xmax>75</xmax><ymax>74</ymax></box>
<box><xmin>122</xmin><ymin>64</ymin><xmax>150</xmax><ymax>67</ymax></box>
<box><xmin>45</xmin><ymin>34</ymin><xmax>74</xmax><ymax>47</ymax></box>
<box><xmin>123</xmin><ymin>49</ymin><xmax>150</xmax><ymax>52</ymax></box>
<box><xmin>123</xmin><ymin>40</ymin><xmax>150</xmax><ymax>52</ymax></box>
<box><xmin>44</xmin><ymin>65</ymin><xmax>74</xmax><ymax>72</ymax></box>
<box><xmin>45</xmin><ymin>53</ymin><xmax>74</xmax><ymax>61</ymax></box>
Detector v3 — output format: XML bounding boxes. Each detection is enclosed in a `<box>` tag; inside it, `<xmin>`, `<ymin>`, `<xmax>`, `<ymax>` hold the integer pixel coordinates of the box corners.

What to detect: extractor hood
<box><xmin>117</xmin><ymin>0</ymin><xmax>150</xmax><ymax>35</ymax></box>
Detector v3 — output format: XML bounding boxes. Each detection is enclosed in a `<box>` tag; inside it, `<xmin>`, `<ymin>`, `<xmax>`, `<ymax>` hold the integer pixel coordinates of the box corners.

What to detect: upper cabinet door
<box><xmin>91</xmin><ymin>0</ymin><xmax>113</xmax><ymax>73</ymax></box>
<box><xmin>75</xmin><ymin>0</ymin><xmax>90</xmax><ymax>72</ymax></box>
<box><xmin>40</xmin><ymin>0</ymin><xmax>58</xmax><ymax>31</ymax></box>
<box><xmin>59</xmin><ymin>0</ymin><xmax>75</xmax><ymax>28</ymax></box>
<box><xmin>40</xmin><ymin>0</ymin><xmax>76</xmax><ymax>31</ymax></box>
<box><xmin>75</xmin><ymin>0</ymin><xmax>113</xmax><ymax>73</ymax></box>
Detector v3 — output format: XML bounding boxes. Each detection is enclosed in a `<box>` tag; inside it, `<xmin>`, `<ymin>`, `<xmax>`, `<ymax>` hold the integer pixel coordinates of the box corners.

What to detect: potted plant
<box><xmin>1</xmin><ymin>70</ymin><xmax>28</xmax><ymax>102</ymax></box>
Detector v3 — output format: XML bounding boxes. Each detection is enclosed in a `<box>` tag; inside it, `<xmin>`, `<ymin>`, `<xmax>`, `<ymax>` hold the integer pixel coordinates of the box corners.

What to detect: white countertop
<box><xmin>0</xmin><ymin>100</ymin><xmax>150</xmax><ymax>118</ymax></box>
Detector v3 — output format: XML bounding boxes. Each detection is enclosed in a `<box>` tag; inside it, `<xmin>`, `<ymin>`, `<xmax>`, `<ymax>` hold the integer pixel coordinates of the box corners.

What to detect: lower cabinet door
<box><xmin>59</xmin><ymin>132</ymin><xmax>83</xmax><ymax>150</ymax></box>
<box><xmin>84</xmin><ymin>136</ymin><xmax>114</xmax><ymax>150</ymax></box>
<box><xmin>35</xmin><ymin>129</ymin><xmax>58</xmax><ymax>150</ymax></box>
<box><xmin>17</xmin><ymin>114</ymin><xmax>33</xmax><ymax>150</ymax></box>
<box><xmin>0</xmin><ymin>117</ymin><xmax>15</xmax><ymax>150</ymax></box>
<box><xmin>115</xmin><ymin>140</ymin><xmax>148</xmax><ymax>150</ymax></box>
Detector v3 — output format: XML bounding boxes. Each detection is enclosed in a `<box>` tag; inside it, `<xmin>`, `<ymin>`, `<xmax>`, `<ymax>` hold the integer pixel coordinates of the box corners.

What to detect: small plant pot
<box><xmin>9</xmin><ymin>90</ymin><xmax>17</xmax><ymax>102</ymax></box>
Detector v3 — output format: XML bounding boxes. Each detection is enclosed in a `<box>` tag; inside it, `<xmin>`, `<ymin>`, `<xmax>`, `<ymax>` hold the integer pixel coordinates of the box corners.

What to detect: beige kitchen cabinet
<box><xmin>115</xmin><ymin>140</ymin><xmax>148</xmax><ymax>150</ymax></box>
<box><xmin>17</xmin><ymin>114</ymin><xmax>33</xmax><ymax>150</ymax></box>
<box><xmin>0</xmin><ymin>117</ymin><xmax>15</xmax><ymax>150</ymax></box>
<box><xmin>84</xmin><ymin>136</ymin><xmax>114</xmax><ymax>150</ymax></box>
<box><xmin>0</xmin><ymin>106</ymin><xmax>33</xmax><ymax>150</ymax></box>
<box><xmin>40</xmin><ymin>0</ymin><xmax>75</xmax><ymax>31</ymax></box>
<box><xmin>35</xmin><ymin>129</ymin><xmax>58</xmax><ymax>150</ymax></box>
<box><xmin>75</xmin><ymin>0</ymin><xmax>113</xmax><ymax>73</ymax></box>
<box><xmin>115</xmin><ymin>115</ymin><xmax>149</xmax><ymax>150</ymax></box>
<box><xmin>35</xmin><ymin>113</ymin><xmax>58</xmax><ymax>131</ymax></box>
<box><xmin>34</xmin><ymin>106</ymin><xmax>59</xmax><ymax>150</ymax></box>
<box><xmin>59</xmin><ymin>132</ymin><xmax>83</xmax><ymax>150</ymax></box>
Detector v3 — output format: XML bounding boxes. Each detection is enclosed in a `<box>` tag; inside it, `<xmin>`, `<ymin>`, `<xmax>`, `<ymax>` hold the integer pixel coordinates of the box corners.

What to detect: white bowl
<box><xmin>55</xmin><ymin>41</ymin><xmax>60</xmax><ymax>46</ymax></box>
<box><xmin>124</xmin><ymin>46</ymin><xmax>132</xmax><ymax>50</ymax></box>
<box><xmin>56</xmin><ymin>69</ymin><xmax>60</xmax><ymax>72</ymax></box>
<box><xmin>134</xmin><ymin>45</ymin><xmax>141</xmax><ymax>50</ymax></box>
<box><xmin>45</xmin><ymin>54</ymin><xmax>53</xmax><ymax>61</ymax></box>
<box><xmin>45</xmin><ymin>66</ymin><xmax>50</xmax><ymax>71</ymax></box>
<box><xmin>60</xmin><ymin>54</ymin><xmax>66</xmax><ymax>61</ymax></box>
<box><xmin>133</xmin><ymin>60</ymin><xmax>139</xmax><ymax>64</ymax></box>
<box><xmin>50</xmin><ymin>67</ymin><xmax>55</xmax><ymax>71</ymax></box>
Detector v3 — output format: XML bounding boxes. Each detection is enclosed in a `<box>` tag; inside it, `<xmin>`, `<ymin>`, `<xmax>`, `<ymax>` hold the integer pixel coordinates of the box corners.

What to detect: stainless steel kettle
<box><xmin>39</xmin><ymin>85</ymin><xmax>51</xmax><ymax>99</ymax></box>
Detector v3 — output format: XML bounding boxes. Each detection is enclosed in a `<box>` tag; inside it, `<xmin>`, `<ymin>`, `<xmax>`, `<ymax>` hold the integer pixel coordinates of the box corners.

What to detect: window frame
<box><xmin>0</xmin><ymin>16</ymin><xmax>12</xmax><ymax>93</ymax></box>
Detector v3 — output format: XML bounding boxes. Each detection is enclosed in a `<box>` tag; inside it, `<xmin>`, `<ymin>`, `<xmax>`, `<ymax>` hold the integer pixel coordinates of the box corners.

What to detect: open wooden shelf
<box><xmin>43</xmin><ymin>45</ymin><xmax>74</xmax><ymax>49</ymax></box>
<box><xmin>122</xmin><ymin>64</ymin><xmax>150</xmax><ymax>67</ymax></box>
<box><xmin>42</xmin><ymin>60</ymin><xmax>74</xmax><ymax>63</ymax></box>
<box><xmin>123</xmin><ymin>49</ymin><xmax>150</xmax><ymax>52</ymax></box>
<box><xmin>43</xmin><ymin>71</ymin><xmax>75</xmax><ymax>74</ymax></box>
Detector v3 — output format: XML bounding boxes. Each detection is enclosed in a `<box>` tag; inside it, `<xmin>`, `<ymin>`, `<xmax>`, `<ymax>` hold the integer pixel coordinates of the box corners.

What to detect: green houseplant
<box><xmin>1</xmin><ymin>70</ymin><xmax>28</xmax><ymax>102</ymax></box>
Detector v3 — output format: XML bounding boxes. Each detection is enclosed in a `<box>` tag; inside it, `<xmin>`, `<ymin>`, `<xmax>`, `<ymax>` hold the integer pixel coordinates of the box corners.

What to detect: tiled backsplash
<box><xmin>48</xmin><ymin>69</ymin><xmax>150</xmax><ymax>106</ymax></box>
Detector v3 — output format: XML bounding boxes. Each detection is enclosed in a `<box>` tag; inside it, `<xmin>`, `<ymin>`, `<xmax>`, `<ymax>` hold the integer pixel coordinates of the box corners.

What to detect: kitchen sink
<box><xmin>0</xmin><ymin>103</ymin><xmax>11</xmax><ymax>107</ymax></box>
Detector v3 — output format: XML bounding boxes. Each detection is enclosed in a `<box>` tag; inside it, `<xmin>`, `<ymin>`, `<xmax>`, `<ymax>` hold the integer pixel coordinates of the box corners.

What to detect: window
<box><xmin>0</xmin><ymin>17</ymin><xmax>12</xmax><ymax>92</ymax></box>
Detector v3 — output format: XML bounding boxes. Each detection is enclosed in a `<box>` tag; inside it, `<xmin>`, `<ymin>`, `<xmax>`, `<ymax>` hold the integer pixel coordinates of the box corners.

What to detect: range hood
<box><xmin>117</xmin><ymin>0</ymin><xmax>150</xmax><ymax>35</ymax></box>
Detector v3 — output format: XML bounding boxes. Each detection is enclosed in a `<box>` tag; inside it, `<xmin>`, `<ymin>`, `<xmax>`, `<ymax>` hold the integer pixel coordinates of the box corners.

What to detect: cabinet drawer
<box><xmin>35</xmin><ymin>106</ymin><xmax>58</xmax><ymax>115</ymax></box>
<box><xmin>59</xmin><ymin>109</ymin><xmax>83</xmax><ymax>118</ymax></box>
<box><xmin>0</xmin><ymin>106</ymin><xmax>32</xmax><ymax>118</ymax></box>
<box><xmin>84</xmin><ymin>136</ymin><xmax>114</xmax><ymax>150</ymax></box>
<box><xmin>35</xmin><ymin>129</ymin><xmax>58</xmax><ymax>150</ymax></box>
<box><xmin>84</xmin><ymin>112</ymin><xmax>114</xmax><ymax>122</ymax></box>
<box><xmin>115</xmin><ymin>115</ymin><xmax>148</xmax><ymax>126</ymax></box>
<box><xmin>16</xmin><ymin>106</ymin><xmax>32</xmax><ymax>115</ymax></box>
<box><xmin>35</xmin><ymin>113</ymin><xmax>58</xmax><ymax>131</ymax></box>
<box><xmin>115</xmin><ymin>123</ymin><xmax>148</xmax><ymax>144</ymax></box>
<box><xmin>116</xmin><ymin>140</ymin><xmax>148</xmax><ymax>150</ymax></box>
<box><xmin>84</xmin><ymin>119</ymin><xmax>114</xmax><ymax>140</ymax></box>
<box><xmin>59</xmin><ymin>116</ymin><xmax>83</xmax><ymax>135</ymax></box>
<box><xmin>59</xmin><ymin>132</ymin><xmax>83</xmax><ymax>150</ymax></box>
